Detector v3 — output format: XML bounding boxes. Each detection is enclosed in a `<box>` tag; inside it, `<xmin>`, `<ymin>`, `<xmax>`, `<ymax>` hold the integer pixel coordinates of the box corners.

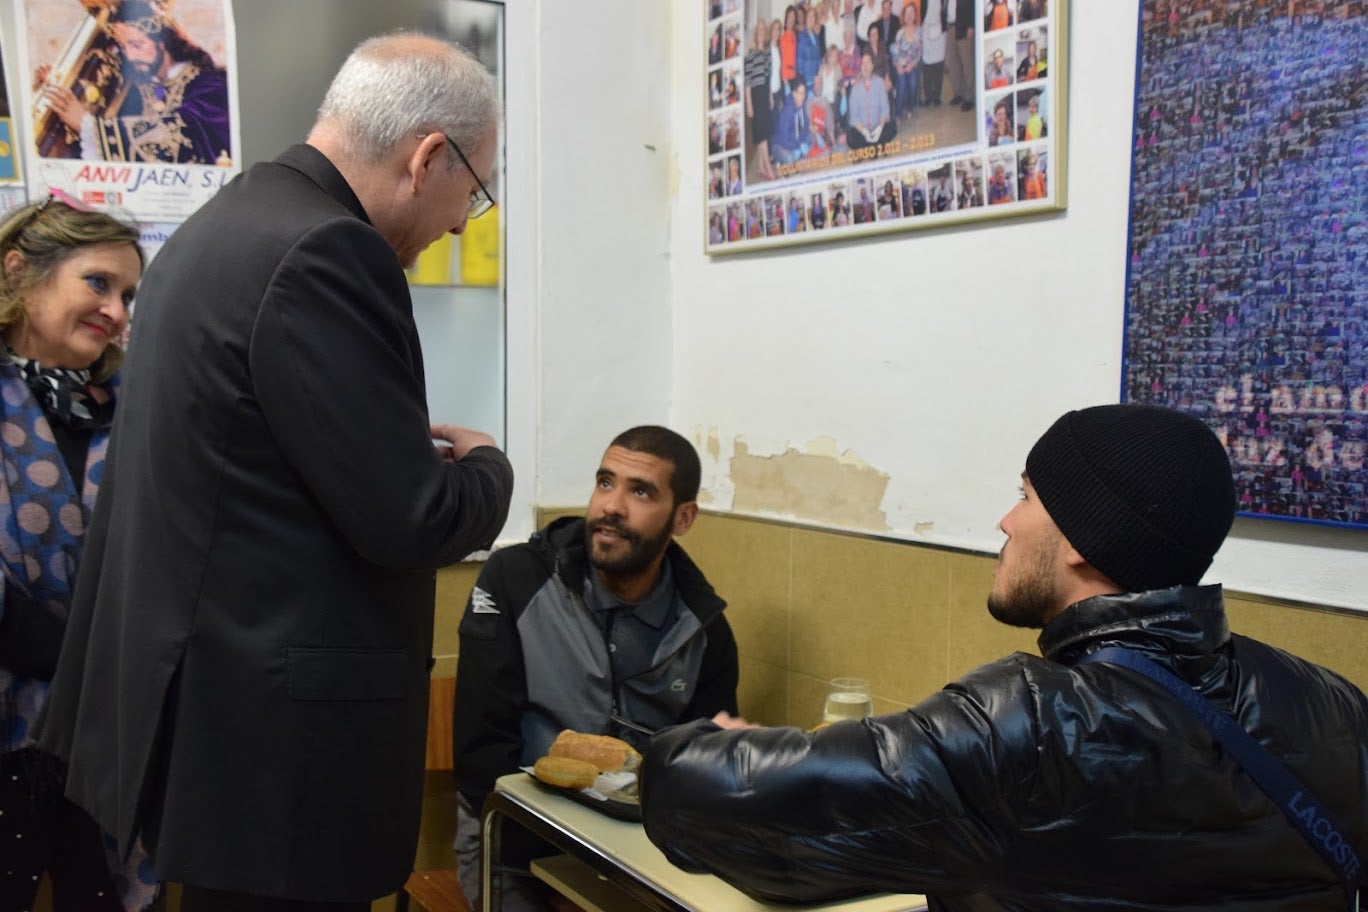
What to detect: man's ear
<box><xmin>1063</xmin><ymin>539</ymin><xmax>1124</xmax><ymax>596</ymax></box>
<box><xmin>671</xmin><ymin>501</ymin><xmax>699</xmax><ymax>537</ymax></box>
<box><xmin>1061</xmin><ymin>540</ymin><xmax>1090</xmax><ymax>569</ymax></box>
<box><xmin>408</xmin><ymin>133</ymin><xmax>447</xmax><ymax>196</ymax></box>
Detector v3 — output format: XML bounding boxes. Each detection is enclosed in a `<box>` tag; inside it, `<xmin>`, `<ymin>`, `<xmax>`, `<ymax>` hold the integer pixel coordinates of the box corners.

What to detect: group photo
<box><xmin>728</xmin><ymin>0</ymin><xmax>980</xmax><ymax>186</ymax></box>
<box><xmin>706</xmin><ymin>0</ymin><xmax>1064</xmax><ymax>250</ymax></box>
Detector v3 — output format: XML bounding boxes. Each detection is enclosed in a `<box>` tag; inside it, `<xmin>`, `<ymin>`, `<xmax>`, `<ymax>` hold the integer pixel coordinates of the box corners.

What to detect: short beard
<box><xmin>130</xmin><ymin>46</ymin><xmax>165</xmax><ymax>80</ymax></box>
<box><xmin>986</xmin><ymin>536</ymin><xmax>1062</xmax><ymax>629</ymax></box>
<box><xmin>987</xmin><ymin>577</ymin><xmax>1059</xmax><ymax>629</ymax></box>
<box><xmin>585</xmin><ymin>514</ymin><xmax>674</xmax><ymax>580</ymax></box>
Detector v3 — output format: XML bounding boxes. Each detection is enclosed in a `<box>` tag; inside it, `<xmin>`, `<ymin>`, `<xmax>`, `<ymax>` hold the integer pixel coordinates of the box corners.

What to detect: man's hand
<box><xmin>711</xmin><ymin>711</ymin><xmax>760</xmax><ymax>730</ymax></box>
<box><xmin>40</xmin><ymin>83</ymin><xmax>88</xmax><ymax>133</ymax></box>
<box><xmin>430</xmin><ymin>424</ymin><xmax>498</xmax><ymax>461</ymax></box>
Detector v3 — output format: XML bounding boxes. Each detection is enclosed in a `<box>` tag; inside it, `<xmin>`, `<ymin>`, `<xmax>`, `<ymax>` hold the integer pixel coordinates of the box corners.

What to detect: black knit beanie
<box><xmin>1024</xmin><ymin>404</ymin><xmax>1236</xmax><ymax>593</ymax></box>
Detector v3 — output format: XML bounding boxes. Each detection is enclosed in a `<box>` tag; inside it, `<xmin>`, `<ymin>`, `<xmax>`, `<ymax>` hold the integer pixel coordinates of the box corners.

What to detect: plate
<box><xmin>523</xmin><ymin>770</ymin><xmax>642</xmax><ymax>822</ymax></box>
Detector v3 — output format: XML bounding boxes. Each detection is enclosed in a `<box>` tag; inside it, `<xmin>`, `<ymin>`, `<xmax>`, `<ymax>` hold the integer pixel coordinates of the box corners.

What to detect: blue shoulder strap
<box><xmin>1081</xmin><ymin>646</ymin><xmax>1361</xmax><ymax>911</ymax></box>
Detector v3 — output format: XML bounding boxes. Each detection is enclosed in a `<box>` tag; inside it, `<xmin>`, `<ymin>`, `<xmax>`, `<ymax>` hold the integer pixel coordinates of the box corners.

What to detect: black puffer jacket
<box><xmin>641</xmin><ymin>586</ymin><xmax>1368</xmax><ymax>910</ymax></box>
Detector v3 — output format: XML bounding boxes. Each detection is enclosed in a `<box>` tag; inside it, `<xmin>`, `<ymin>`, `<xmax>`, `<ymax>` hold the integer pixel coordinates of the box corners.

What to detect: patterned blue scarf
<box><xmin>0</xmin><ymin>358</ymin><xmax>111</xmax><ymax>749</ymax></box>
<box><xmin>7</xmin><ymin>349</ymin><xmax>115</xmax><ymax>430</ymax></box>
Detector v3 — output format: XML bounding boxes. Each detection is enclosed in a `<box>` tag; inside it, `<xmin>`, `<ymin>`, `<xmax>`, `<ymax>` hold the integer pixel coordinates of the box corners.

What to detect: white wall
<box><xmin>530</xmin><ymin>0</ymin><xmax>678</xmax><ymax>508</ymax></box>
<box><xmin>662</xmin><ymin>1</ymin><xmax>1368</xmax><ymax>610</ymax></box>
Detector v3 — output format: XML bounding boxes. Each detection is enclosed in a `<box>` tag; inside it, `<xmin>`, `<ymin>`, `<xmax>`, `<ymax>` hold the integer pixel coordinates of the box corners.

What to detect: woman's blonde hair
<box><xmin>0</xmin><ymin>196</ymin><xmax>143</xmax><ymax>382</ymax></box>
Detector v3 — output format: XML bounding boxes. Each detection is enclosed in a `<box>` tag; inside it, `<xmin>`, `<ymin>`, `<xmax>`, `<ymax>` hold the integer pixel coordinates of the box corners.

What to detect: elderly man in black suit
<box><xmin>37</xmin><ymin>31</ymin><xmax>514</xmax><ymax>912</ymax></box>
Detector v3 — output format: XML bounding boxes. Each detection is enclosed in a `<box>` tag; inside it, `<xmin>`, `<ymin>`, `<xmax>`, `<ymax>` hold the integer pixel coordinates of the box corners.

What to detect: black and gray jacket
<box><xmin>453</xmin><ymin>516</ymin><xmax>738</xmax><ymax>809</ymax></box>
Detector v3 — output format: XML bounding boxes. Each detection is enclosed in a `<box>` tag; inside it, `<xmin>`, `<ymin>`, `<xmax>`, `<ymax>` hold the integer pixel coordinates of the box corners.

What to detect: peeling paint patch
<box><xmin>698</xmin><ymin>488</ymin><xmax>716</xmax><ymax>505</ymax></box>
<box><xmin>914</xmin><ymin>521</ymin><xmax>935</xmax><ymax>534</ymax></box>
<box><xmin>730</xmin><ymin>438</ymin><xmax>891</xmax><ymax>531</ymax></box>
<box><xmin>706</xmin><ymin>427</ymin><xmax>721</xmax><ymax>462</ymax></box>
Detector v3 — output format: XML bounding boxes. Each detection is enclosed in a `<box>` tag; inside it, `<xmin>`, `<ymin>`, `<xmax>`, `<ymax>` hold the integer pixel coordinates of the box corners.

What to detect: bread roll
<box><xmin>547</xmin><ymin>730</ymin><xmax>643</xmax><ymax>773</ymax></box>
<box><xmin>533</xmin><ymin>755</ymin><xmax>598</xmax><ymax>790</ymax></box>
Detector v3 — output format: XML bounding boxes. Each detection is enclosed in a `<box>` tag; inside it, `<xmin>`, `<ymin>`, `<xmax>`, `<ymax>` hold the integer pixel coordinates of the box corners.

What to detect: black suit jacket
<box><xmin>38</xmin><ymin>145</ymin><xmax>514</xmax><ymax>902</ymax></box>
<box><xmin>873</xmin><ymin>13</ymin><xmax>899</xmax><ymax>49</ymax></box>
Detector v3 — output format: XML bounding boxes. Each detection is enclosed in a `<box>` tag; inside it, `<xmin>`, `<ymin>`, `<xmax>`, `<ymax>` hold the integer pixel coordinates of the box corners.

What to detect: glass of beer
<box><xmin>823</xmin><ymin>677</ymin><xmax>873</xmax><ymax>723</ymax></box>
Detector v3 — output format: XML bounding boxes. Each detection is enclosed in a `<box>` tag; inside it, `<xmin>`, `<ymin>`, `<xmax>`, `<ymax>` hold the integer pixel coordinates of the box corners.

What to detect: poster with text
<box><xmin>17</xmin><ymin>0</ymin><xmax>239</xmax><ymax>222</ymax></box>
<box><xmin>705</xmin><ymin>0</ymin><xmax>1066</xmax><ymax>252</ymax></box>
<box><xmin>1122</xmin><ymin>0</ymin><xmax>1368</xmax><ymax>529</ymax></box>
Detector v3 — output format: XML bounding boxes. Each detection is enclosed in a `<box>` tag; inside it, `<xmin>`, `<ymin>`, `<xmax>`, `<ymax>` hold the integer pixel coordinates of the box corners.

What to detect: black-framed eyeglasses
<box><xmin>440</xmin><ymin>134</ymin><xmax>495</xmax><ymax>219</ymax></box>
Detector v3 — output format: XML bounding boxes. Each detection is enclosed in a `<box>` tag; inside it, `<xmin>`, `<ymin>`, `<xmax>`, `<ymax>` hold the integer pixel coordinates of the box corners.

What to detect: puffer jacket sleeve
<box><xmin>640</xmin><ymin>656</ymin><xmax>1040</xmax><ymax>904</ymax></box>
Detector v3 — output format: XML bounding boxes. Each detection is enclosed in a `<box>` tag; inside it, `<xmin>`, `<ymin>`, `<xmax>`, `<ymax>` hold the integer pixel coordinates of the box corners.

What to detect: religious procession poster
<box><xmin>705</xmin><ymin>0</ymin><xmax>1067</xmax><ymax>253</ymax></box>
<box><xmin>16</xmin><ymin>0</ymin><xmax>240</xmax><ymax>222</ymax></box>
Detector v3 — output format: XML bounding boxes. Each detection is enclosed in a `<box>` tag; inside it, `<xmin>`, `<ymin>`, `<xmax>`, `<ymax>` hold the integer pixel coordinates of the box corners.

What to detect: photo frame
<box><xmin>1121</xmin><ymin>2</ymin><xmax>1368</xmax><ymax>529</ymax></box>
<box><xmin>704</xmin><ymin>0</ymin><xmax>1067</xmax><ymax>253</ymax></box>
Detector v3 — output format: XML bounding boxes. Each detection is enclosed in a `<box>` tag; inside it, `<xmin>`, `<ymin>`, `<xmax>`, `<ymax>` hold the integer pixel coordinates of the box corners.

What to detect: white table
<box><xmin>480</xmin><ymin>772</ymin><xmax>928</xmax><ymax>912</ymax></box>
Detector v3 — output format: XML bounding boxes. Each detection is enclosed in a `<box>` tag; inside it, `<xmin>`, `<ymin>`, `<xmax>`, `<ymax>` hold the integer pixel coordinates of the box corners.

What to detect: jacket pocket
<box><xmin>285</xmin><ymin>647</ymin><xmax>408</xmax><ymax>701</ymax></box>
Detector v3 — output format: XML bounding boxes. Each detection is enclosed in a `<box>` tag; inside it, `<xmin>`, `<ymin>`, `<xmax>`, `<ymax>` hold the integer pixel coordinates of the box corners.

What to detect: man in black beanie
<box><xmin>639</xmin><ymin>403</ymin><xmax>1368</xmax><ymax>911</ymax></box>
<box><xmin>989</xmin><ymin>402</ymin><xmax>1237</xmax><ymax>628</ymax></box>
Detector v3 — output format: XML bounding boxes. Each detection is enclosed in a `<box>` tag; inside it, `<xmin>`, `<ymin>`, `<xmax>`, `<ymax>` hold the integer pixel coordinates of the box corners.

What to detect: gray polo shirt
<box><xmin>583</xmin><ymin>560</ymin><xmax>682</xmax><ymax>686</ymax></box>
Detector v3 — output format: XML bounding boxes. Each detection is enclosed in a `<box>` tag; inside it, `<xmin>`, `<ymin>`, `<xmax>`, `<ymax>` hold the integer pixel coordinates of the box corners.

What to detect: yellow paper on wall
<box><xmin>460</xmin><ymin>206</ymin><xmax>500</xmax><ymax>287</ymax></box>
<box><xmin>408</xmin><ymin>232</ymin><xmax>453</xmax><ymax>286</ymax></box>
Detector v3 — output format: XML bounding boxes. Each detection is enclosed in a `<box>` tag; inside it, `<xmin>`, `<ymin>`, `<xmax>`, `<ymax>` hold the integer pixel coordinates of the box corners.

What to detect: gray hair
<box><xmin>315</xmin><ymin>30</ymin><xmax>500</xmax><ymax>164</ymax></box>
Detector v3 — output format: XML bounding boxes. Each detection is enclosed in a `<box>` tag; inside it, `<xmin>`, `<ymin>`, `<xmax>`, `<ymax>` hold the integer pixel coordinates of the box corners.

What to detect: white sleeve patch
<box><xmin>470</xmin><ymin>586</ymin><xmax>499</xmax><ymax>614</ymax></box>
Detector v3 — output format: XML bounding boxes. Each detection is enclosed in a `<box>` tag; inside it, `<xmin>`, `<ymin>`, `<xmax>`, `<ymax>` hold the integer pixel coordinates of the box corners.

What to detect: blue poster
<box><xmin>0</xmin><ymin>120</ymin><xmax>18</xmax><ymax>182</ymax></box>
<box><xmin>1123</xmin><ymin>2</ymin><xmax>1368</xmax><ymax>529</ymax></box>
<box><xmin>0</xmin><ymin>29</ymin><xmax>20</xmax><ymax>184</ymax></box>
